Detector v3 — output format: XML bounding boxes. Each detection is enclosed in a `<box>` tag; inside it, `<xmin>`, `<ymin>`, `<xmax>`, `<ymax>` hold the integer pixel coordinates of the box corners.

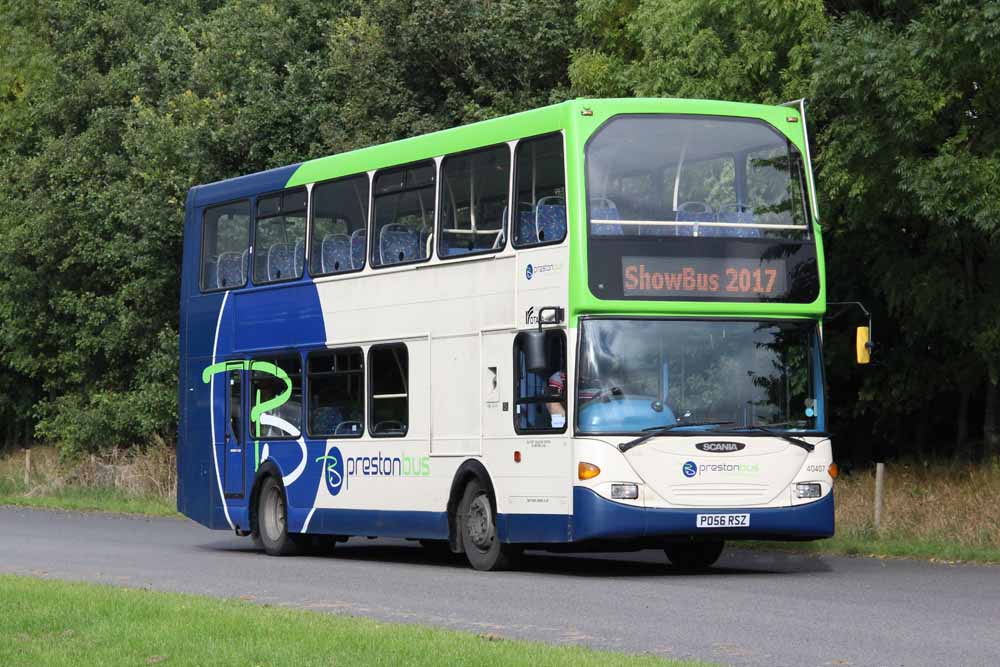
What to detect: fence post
<box><xmin>23</xmin><ymin>448</ymin><xmax>31</xmax><ymax>488</ymax></box>
<box><xmin>874</xmin><ymin>462</ymin><xmax>885</xmax><ymax>531</ymax></box>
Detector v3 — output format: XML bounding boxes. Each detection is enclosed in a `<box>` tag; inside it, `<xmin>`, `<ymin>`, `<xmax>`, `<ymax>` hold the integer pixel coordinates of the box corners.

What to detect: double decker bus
<box><xmin>179</xmin><ymin>98</ymin><xmax>843</xmax><ymax>571</ymax></box>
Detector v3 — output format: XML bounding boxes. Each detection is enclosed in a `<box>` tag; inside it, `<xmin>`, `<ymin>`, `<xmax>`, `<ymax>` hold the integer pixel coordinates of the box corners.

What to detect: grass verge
<box><xmin>742</xmin><ymin>463</ymin><xmax>1000</xmax><ymax>564</ymax></box>
<box><xmin>740</xmin><ymin>536</ymin><xmax>1000</xmax><ymax>564</ymax></box>
<box><xmin>0</xmin><ymin>487</ymin><xmax>176</xmax><ymax>517</ymax></box>
<box><xmin>0</xmin><ymin>445</ymin><xmax>177</xmax><ymax>517</ymax></box>
<box><xmin>0</xmin><ymin>575</ymin><xmax>701</xmax><ymax>667</ymax></box>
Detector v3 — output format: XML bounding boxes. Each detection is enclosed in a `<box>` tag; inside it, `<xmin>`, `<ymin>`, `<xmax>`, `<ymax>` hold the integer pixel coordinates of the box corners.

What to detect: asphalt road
<box><xmin>1</xmin><ymin>507</ymin><xmax>997</xmax><ymax>666</ymax></box>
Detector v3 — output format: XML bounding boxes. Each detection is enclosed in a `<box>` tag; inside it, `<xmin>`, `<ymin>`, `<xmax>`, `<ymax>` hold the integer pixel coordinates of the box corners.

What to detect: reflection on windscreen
<box><xmin>586</xmin><ymin>115</ymin><xmax>810</xmax><ymax>240</ymax></box>
<box><xmin>577</xmin><ymin>319</ymin><xmax>817</xmax><ymax>433</ymax></box>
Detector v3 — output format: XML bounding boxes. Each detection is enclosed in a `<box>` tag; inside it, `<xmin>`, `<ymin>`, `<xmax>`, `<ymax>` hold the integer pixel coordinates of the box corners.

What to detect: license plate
<box><xmin>696</xmin><ymin>513</ymin><xmax>750</xmax><ymax>528</ymax></box>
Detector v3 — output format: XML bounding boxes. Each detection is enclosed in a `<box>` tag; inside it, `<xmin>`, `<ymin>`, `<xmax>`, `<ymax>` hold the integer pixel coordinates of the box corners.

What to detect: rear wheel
<box><xmin>257</xmin><ymin>476</ymin><xmax>302</xmax><ymax>557</ymax></box>
<box><xmin>664</xmin><ymin>539</ymin><xmax>725</xmax><ymax>570</ymax></box>
<box><xmin>459</xmin><ymin>479</ymin><xmax>521</xmax><ymax>571</ymax></box>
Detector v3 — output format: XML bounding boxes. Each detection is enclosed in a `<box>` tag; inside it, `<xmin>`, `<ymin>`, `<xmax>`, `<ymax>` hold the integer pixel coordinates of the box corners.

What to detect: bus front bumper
<box><xmin>572</xmin><ymin>486</ymin><xmax>835</xmax><ymax>542</ymax></box>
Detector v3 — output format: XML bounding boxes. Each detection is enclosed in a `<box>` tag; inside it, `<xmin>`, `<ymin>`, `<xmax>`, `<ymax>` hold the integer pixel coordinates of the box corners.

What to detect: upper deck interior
<box><xmin>186</xmin><ymin>98</ymin><xmax>824</xmax><ymax>319</ymax></box>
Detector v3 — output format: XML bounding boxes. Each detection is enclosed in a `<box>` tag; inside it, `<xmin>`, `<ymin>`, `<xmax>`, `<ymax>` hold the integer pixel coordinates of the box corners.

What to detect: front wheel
<box><xmin>257</xmin><ymin>476</ymin><xmax>302</xmax><ymax>557</ymax></box>
<box><xmin>459</xmin><ymin>479</ymin><xmax>521</xmax><ymax>571</ymax></box>
<box><xmin>664</xmin><ymin>539</ymin><xmax>724</xmax><ymax>570</ymax></box>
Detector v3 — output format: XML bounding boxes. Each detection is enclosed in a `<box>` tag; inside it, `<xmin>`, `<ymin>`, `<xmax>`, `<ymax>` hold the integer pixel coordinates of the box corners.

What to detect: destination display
<box><xmin>622</xmin><ymin>256</ymin><xmax>788</xmax><ymax>299</ymax></box>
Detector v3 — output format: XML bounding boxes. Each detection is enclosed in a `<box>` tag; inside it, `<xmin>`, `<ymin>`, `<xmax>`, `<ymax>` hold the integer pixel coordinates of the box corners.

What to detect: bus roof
<box><xmin>189</xmin><ymin>97</ymin><xmax>802</xmax><ymax>208</ymax></box>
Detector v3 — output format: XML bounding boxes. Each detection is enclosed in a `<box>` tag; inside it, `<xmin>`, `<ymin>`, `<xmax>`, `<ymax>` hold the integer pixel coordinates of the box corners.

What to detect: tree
<box><xmin>812</xmin><ymin>0</ymin><xmax>1000</xmax><ymax>462</ymax></box>
<box><xmin>0</xmin><ymin>0</ymin><xmax>576</xmax><ymax>455</ymax></box>
<box><xmin>570</xmin><ymin>0</ymin><xmax>827</xmax><ymax>103</ymax></box>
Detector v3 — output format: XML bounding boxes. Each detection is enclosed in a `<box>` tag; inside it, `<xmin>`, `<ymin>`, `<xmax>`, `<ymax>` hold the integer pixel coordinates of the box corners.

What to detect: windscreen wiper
<box><xmin>619</xmin><ymin>421</ymin><xmax>735</xmax><ymax>453</ymax></box>
<box><xmin>740</xmin><ymin>423</ymin><xmax>814</xmax><ymax>452</ymax></box>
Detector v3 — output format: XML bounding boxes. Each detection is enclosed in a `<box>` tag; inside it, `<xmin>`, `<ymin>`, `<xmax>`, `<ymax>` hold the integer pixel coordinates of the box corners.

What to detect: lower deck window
<box><xmin>368</xmin><ymin>344</ymin><xmax>408</xmax><ymax>436</ymax></box>
<box><xmin>250</xmin><ymin>356</ymin><xmax>302</xmax><ymax>439</ymax></box>
<box><xmin>308</xmin><ymin>349</ymin><xmax>364</xmax><ymax>437</ymax></box>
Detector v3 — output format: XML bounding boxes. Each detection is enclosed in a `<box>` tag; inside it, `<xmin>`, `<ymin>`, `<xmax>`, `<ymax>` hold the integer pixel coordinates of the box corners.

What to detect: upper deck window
<box><xmin>513</xmin><ymin>133</ymin><xmax>566</xmax><ymax>247</ymax></box>
<box><xmin>586</xmin><ymin>115</ymin><xmax>810</xmax><ymax>240</ymax></box>
<box><xmin>311</xmin><ymin>174</ymin><xmax>369</xmax><ymax>276</ymax></box>
<box><xmin>439</xmin><ymin>145</ymin><xmax>510</xmax><ymax>258</ymax></box>
<box><xmin>253</xmin><ymin>188</ymin><xmax>307</xmax><ymax>284</ymax></box>
<box><xmin>201</xmin><ymin>200</ymin><xmax>250</xmax><ymax>291</ymax></box>
<box><xmin>371</xmin><ymin>161</ymin><xmax>435</xmax><ymax>268</ymax></box>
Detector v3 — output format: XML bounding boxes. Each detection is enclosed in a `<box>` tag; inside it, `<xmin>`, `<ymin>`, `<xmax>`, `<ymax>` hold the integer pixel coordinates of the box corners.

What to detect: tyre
<box><xmin>458</xmin><ymin>479</ymin><xmax>521</xmax><ymax>571</ymax></box>
<box><xmin>256</xmin><ymin>475</ymin><xmax>302</xmax><ymax>557</ymax></box>
<box><xmin>664</xmin><ymin>539</ymin><xmax>725</xmax><ymax>570</ymax></box>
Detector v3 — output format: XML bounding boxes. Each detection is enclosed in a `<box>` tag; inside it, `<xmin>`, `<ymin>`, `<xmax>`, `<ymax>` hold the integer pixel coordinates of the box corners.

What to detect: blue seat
<box><xmin>350</xmin><ymin>228</ymin><xmax>366</xmax><ymax>268</ymax></box>
<box><xmin>517</xmin><ymin>209</ymin><xmax>536</xmax><ymax>245</ymax></box>
<box><xmin>267</xmin><ymin>243</ymin><xmax>294</xmax><ymax>281</ymax></box>
<box><xmin>379</xmin><ymin>224</ymin><xmax>421</xmax><ymax>265</ymax></box>
<box><xmin>590</xmin><ymin>198</ymin><xmax>623</xmax><ymax>236</ymax></box>
<box><xmin>216</xmin><ymin>251</ymin><xmax>245</xmax><ymax>288</ymax></box>
<box><xmin>673</xmin><ymin>202</ymin><xmax>717</xmax><ymax>237</ymax></box>
<box><xmin>311</xmin><ymin>406</ymin><xmax>343</xmax><ymax>436</ymax></box>
<box><xmin>710</xmin><ymin>205</ymin><xmax>760</xmax><ymax>238</ymax></box>
<box><xmin>535</xmin><ymin>196</ymin><xmax>566</xmax><ymax>243</ymax></box>
<box><xmin>321</xmin><ymin>233</ymin><xmax>352</xmax><ymax>273</ymax></box>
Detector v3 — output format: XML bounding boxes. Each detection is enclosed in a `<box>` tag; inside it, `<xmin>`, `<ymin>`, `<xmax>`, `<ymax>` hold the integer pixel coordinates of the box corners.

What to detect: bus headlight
<box><xmin>610</xmin><ymin>483</ymin><xmax>639</xmax><ymax>500</ymax></box>
<box><xmin>795</xmin><ymin>483</ymin><xmax>822</xmax><ymax>499</ymax></box>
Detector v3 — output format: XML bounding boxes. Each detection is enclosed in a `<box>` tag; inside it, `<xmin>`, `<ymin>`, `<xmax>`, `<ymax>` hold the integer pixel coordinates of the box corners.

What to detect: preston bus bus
<box><xmin>179</xmin><ymin>98</ymin><xmax>854</xmax><ymax>571</ymax></box>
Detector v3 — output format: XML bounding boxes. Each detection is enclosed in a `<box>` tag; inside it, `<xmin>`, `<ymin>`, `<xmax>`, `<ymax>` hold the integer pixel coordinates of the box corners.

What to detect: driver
<box><xmin>546</xmin><ymin>371</ymin><xmax>567</xmax><ymax>429</ymax></box>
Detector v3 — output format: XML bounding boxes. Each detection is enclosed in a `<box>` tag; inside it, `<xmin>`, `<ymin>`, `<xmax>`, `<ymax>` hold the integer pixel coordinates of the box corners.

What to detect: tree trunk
<box><xmin>985</xmin><ymin>370</ymin><xmax>999</xmax><ymax>464</ymax></box>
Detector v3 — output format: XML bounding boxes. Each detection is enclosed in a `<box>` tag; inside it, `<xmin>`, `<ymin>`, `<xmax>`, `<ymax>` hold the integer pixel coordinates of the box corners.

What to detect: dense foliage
<box><xmin>0</xmin><ymin>0</ymin><xmax>996</xmax><ymax>462</ymax></box>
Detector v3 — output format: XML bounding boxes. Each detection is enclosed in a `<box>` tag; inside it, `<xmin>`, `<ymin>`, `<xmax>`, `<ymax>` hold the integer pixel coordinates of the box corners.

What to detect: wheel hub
<box><xmin>466</xmin><ymin>494</ymin><xmax>494</xmax><ymax>550</ymax></box>
<box><xmin>262</xmin><ymin>486</ymin><xmax>285</xmax><ymax>542</ymax></box>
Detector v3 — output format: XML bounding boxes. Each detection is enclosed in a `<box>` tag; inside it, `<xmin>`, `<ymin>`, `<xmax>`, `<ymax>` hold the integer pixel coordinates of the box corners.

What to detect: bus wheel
<box><xmin>664</xmin><ymin>539</ymin><xmax>724</xmax><ymax>570</ymax></box>
<box><xmin>257</xmin><ymin>476</ymin><xmax>301</xmax><ymax>557</ymax></box>
<box><xmin>459</xmin><ymin>479</ymin><xmax>520</xmax><ymax>571</ymax></box>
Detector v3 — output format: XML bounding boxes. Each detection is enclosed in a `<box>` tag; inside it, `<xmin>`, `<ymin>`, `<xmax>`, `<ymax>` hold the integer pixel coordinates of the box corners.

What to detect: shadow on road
<box><xmin>197</xmin><ymin>537</ymin><xmax>833</xmax><ymax>577</ymax></box>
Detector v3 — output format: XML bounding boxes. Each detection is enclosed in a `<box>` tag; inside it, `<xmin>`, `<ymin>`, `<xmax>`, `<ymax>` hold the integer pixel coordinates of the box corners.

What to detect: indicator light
<box><xmin>828</xmin><ymin>462</ymin><xmax>839</xmax><ymax>479</ymax></box>
<box><xmin>514</xmin><ymin>451</ymin><xmax>521</xmax><ymax>463</ymax></box>
<box><xmin>578</xmin><ymin>461</ymin><xmax>601</xmax><ymax>480</ymax></box>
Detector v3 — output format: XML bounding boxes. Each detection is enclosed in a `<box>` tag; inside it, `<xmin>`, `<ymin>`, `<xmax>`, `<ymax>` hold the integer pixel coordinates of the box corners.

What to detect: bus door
<box><xmin>223</xmin><ymin>368</ymin><xmax>246</xmax><ymax>498</ymax></box>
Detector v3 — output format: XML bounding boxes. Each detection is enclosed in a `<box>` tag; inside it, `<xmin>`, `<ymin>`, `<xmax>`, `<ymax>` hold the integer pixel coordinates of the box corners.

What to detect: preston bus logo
<box><xmin>316</xmin><ymin>447</ymin><xmax>344</xmax><ymax>496</ymax></box>
<box><xmin>525</xmin><ymin>264</ymin><xmax>534</xmax><ymax>280</ymax></box>
<box><xmin>696</xmin><ymin>441</ymin><xmax>746</xmax><ymax>453</ymax></box>
<box><xmin>682</xmin><ymin>461</ymin><xmax>698</xmax><ymax>478</ymax></box>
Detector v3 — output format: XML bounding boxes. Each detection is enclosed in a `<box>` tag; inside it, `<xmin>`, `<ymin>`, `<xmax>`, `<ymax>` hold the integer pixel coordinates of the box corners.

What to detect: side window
<box><xmin>250</xmin><ymin>356</ymin><xmax>302</xmax><ymax>439</ymax></box>
<box><xmin>513</xmin><ymin>330</ymin><xmax>567</xmax><ymax>432</ymax></box>
<box><xmin>745</xmin><ymin>146</ymin><xmax>809</xmax><ymax>232</ymax></box>
<box><xmin>513</xmin><ymin>133</ymin><xmax>566</xmax><ymax>247</ymax></box>
<box><xmin>310</xmin><ymin>174</ymin><xmax>369</xmax><ymax>276</ymax></box>
<box><xmin>371</xmin><ymin>161</ymin><xmax>435</xmax><ymax>268</ymax></box>
<box><xmin>201</xmin><ymin>200</ymin><xmax>250</xmax><ymax>291</ymax></box>
<box><xmin>307</xmin><ymin>348</ymin><xmax>364</xmax><ymax>438</ymax></box>
<box><xmin>253</xmin><ymin>188</ymin><xmax>307</xmax><ymax>284</ymax></box>
<box><xmin>439</xmin><ymin>144</ymin><xmax>510</xmax><ymax>258</ymax></box>
<box><xmin>368</xmin><ymin>344</ymin><xmax>408</xmax><ymax>437</ymax></box>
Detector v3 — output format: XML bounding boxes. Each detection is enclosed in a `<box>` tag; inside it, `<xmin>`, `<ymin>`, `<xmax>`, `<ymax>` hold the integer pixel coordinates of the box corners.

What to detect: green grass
<box><xmin>0</xmin><ymin>575</ymin><xmax>702</xmax><ymax>667</ymax></box>
<box><xmin>740</xmin><ymin>535</ymin><xmax>1000</xmax><ymax>564</ymax></box>
<box><xmin>0</xmin><ymin>486</ymin><xmax>177</xmax><ymax>517</ymax></box>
